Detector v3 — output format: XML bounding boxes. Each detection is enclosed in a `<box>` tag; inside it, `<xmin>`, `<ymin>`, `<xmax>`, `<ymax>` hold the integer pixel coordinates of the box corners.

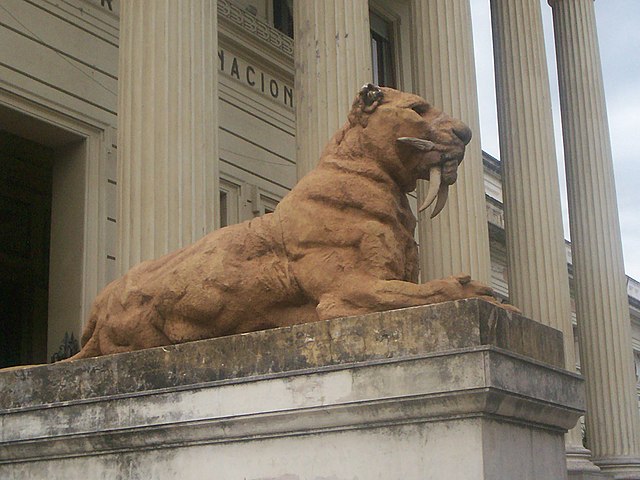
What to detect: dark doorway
<box><xmin>0</xmin><ymin>130</ymin><xmax>52</xmax><ymax>368</ymax></box>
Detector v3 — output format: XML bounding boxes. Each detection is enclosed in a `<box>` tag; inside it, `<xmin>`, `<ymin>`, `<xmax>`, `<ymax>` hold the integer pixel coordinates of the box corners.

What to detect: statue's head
<box><xmin>348</xmin><ymin>84</ymin><xmax>472</xmax><ymax>218</ymax></box>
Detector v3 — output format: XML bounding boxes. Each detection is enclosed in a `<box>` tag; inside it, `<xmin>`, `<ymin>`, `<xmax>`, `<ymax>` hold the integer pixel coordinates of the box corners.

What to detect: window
<box><xmin>272</xmin><ymin>0</ymin><xmax>293</xmax><ymax>38</ymax></box>
<box><xmin>370</xmin><ymin>11</ymin><xmax>396</xmax><ymax>88</ymax></box>
<box><xmin>259</xmin><ymin>194</ymin><xmax>280</xmax><ymax>216</ymax></box>
<box><xmin>220</xmin><ymin>179</ymin><xmax>281</xmax><ymax>226</ymax></box>
<box><xmin>219</xmin><ymin>191</ymin><xmax>229</xmax><ymax>228</ymax></box>
<box><xmin>219</xmin><ymin>179</ymin><xmax>241</xmax><ymax>228</ymax></box>
<box><xmin>249</xmin><ymin>184</ymin><xmax>280</xmax><ymax>217</ymax></box>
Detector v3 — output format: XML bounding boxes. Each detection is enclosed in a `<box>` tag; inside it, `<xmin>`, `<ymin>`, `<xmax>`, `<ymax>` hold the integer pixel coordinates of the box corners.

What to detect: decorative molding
<box><xmin>218</xmin><ymin>0</ymin><xmax>293</xmax><ymax>57</ymax></box>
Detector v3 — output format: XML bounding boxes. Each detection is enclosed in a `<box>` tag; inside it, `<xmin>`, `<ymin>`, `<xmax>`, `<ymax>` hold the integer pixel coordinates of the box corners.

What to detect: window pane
<box><xmin>369</xmin><ymin>11</ymin><xmax>396</xmax><ymax>88</ymax></box>
<box><xmin>219</xmin><ymin>191</ymin><xmax>228</xmax><ymax>228</ymax></box>
<box><xmin>273</xmin><ymin>0</ymin><xmax>294</xmax><ymax>38</ymax></box>
<box><xmin>371</xmin><ymin>38</ymin><xmax>380</xmax><ymax>86</ymax></box>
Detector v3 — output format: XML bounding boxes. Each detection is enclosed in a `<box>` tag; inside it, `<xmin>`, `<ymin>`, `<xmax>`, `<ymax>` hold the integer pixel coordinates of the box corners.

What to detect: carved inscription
<box><xmin>218</xmin><ymin>49</ymin><xmax>294</xmax><ymax>109</ymax></box>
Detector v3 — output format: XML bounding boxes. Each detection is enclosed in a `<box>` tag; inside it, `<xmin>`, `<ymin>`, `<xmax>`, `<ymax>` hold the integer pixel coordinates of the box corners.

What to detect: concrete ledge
<box><xmin>0</xmin><ymin>348</ymin><xmax>583</xmax><ymax>460</ymax></box>
<box><xmin>0</xmin><ymin>300</ymin><xmax>583</xmax><ymax>479</ymax></box>
<box><xmin>0</xmin><ymin>298</ymin><xmax>564</xmax><ymax>410</ymax></box>
<box><xmin>569</xmin><ymin>474</ymin><xmax>614</xmax><ymax>480</ymax></box>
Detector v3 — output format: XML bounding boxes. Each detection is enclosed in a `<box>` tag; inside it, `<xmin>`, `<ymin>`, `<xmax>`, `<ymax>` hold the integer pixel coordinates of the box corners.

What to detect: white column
<box><xmin>489</xmin><ymin>0</ymin><xmax>588</xmax><ymax>470</ymax></box>
<box><xmin>409</xmin><ymin>0</ymin><xmax>491</xmax><ymax>284</ymax></box>
<box><xmin>118</xmin><ymin>0</ymin><xmax>219</xmax><ymax>271</ymax></box>
<box><xmin>293</xmin><ymin>0</ymin><xmax>372</xmax><ymax>178</ymax></box>
<box><xmin>550</xmin><ymin>0</ymin><xmax>640</xmax><ymax>476</ymax></box>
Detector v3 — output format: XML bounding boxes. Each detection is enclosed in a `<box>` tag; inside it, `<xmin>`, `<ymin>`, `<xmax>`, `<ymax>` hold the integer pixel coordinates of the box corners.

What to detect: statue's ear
<box><xmin>358</xmin><ymin>83</ymin><xmax>383</xmax><ymax>113</ymax></box>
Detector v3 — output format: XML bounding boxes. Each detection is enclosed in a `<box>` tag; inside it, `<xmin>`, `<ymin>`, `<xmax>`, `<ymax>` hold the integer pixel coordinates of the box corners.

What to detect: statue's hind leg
<box><xmin>69</xmin><ymin>307</ymin><xmax>173</xmax><ymax>360</ymax></box>
<box><xmin>98</xmin><ymin>307</ymin><xmax>173</xmax><ymax>355</ymax></box>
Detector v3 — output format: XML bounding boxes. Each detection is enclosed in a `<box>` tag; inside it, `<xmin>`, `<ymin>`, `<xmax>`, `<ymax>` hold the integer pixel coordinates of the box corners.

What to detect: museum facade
<box><xmin>1</xmin><ymin>0</ymin><xmax>639</xmax><ymax>477</ymax></box>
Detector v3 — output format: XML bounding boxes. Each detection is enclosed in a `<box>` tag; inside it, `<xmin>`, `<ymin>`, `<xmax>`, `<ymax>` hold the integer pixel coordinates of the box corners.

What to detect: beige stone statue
<box><xmin>72</xmin><ymin>85</ymin><xmax>508</xmax><ymax>359</ymax></box>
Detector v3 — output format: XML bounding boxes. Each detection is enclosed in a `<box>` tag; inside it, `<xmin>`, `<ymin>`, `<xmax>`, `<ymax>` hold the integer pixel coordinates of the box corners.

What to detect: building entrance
<box><xmin>0</xmin><ymin>131</ymin><xmax>52</xmax><ymax>368</ymax></box>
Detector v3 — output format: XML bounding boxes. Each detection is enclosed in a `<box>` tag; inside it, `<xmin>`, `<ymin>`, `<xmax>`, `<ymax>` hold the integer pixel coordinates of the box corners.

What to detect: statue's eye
<box><xmin>411</xmin><ymin>104</ymin><xmax>428</xmax><ymax>115</ymax></box>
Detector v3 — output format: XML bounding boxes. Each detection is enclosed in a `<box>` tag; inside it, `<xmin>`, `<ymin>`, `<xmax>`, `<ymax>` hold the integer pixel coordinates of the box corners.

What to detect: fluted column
<box><xmin>489</xmin><ymin>0</ymin><xmax>587</xmax><ymax>469</ymax></box>
<box><xmin>293</xmin><ymin>0</ymin><xmax>372</xmax><ymax>177</ymax></box>
<box><xmin>550</xmin><ymin>0</ymin><xmax>640</xmax><ymax>476</ymax></box>
<box><xmin>118</xmin><ymin>0</ymin><xmax>219</xmax><ymax>271</ymax></box>
<box><xmin>409</xmin><ymin>0</ymin><xmax>491</xmax><ymax>284</ymax></box>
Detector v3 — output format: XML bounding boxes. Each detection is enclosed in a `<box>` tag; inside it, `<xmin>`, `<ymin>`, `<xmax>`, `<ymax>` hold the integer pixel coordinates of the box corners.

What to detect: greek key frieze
<box><xmin>218</xmin><ymin>0</ymin><xmax>293</xmax><ymax>57</ymax></box>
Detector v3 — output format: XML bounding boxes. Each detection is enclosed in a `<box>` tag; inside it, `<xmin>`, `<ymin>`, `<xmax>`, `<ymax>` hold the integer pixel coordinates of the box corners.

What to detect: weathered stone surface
<box><xmin>0</xmin><ymin>299</ymin><xmax>561</xmax><ymax>410</ymax></box>
<box><xmin>569</xmin><ymin>473</ymin><xmax>614</xmax><ymax>480</ymax></box>
<box><xmin>0</xmin><ymin>301</ymin><xmax>582</xmax><ymax>479</ymax></box>
<box><xmin>72</xmin><ymin>85</ymin><xmax>514</xmax><ymax>360</ymax></box>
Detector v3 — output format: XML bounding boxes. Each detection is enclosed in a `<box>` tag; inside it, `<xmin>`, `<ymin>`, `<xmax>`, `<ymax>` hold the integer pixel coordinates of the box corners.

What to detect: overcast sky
<box><xmin>469</xmin><ymin>0</ymin><xmax>640</xmax><ymax>281</ymax></box>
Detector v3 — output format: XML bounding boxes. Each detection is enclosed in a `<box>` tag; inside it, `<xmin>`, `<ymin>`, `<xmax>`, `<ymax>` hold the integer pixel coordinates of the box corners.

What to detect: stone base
<box><xmin>569</xmin><ymin>474</ymin><xmax>614</xmax><ymax>480</ymax></box>
<box><xmin>0</xmin><ymin>299</ymin><xmax>584</xmax><ymax>479</ymax></box>
<box><xmin>567</xmin><ymin>444</ymin><xmax>608</xmax><ymax>477</ymax></box>
<box><xmin>596</xmin><ymin>457</ymin><xmax>640</xmax><ymax>480</ymax></box>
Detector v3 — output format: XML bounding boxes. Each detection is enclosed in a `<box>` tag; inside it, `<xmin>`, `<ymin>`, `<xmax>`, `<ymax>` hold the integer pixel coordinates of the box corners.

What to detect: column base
<box><xmin>595</xmin><ymin>457</ymin><xmax>640</xmax><ymax>479</ymax></box>
<box><xmin>569</xmin><ymin>473</ymin><xmax>614</xmax><ymax>480</ymax></box>
<box><xmin>567</xmin><ymin>443</ymin><xmax>606</xmax><ymax>475</ymax></box>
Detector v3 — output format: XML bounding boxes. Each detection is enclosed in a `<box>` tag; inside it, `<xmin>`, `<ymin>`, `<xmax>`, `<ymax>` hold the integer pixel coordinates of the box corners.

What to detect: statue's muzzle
<box><xmin>396</xmin><ymin>136</ymin><xmax>459</xmax><ymax>218</ymax></box>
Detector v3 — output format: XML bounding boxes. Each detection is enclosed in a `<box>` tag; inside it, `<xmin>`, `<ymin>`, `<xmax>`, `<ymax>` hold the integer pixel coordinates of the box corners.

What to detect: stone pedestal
<box><xmin>0</xmin><ymin>300</ymin><xmax>583</xmax><ymax>479</ymax></box>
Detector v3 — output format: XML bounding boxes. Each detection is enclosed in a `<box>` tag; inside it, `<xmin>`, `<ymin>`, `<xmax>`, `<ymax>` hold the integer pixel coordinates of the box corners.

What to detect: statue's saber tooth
<box><xmin>418</xmin><ymin>166</ymin><xmax>441</xmax><ymax>212</ymax></box>
<box><xmin>396</xmin><ymin>136</ymin><xmax>449</xmax><ymax>217</ymax></box>
<box><xmin>397</xmin><ymin>137</ymin><xmax>436</xmax><ymax>151</ymax></box>
<box><xmin>430</xmin><ymin>183</ymin><xmax>449</xmax><ymax>218</ymax></box>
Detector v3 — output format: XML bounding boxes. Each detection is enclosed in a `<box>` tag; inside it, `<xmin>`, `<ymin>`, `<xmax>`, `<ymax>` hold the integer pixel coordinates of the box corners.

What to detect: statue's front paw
<box><xmin>448</xmin><ymin>273</ymin><xmax>494</xmax><ymax>298</ymax></box>
<box><xmin>450</xmin><ymin>274</ymin><xmax>520</xmax><ymax>313</ymax></box>
<box><xmin>490</xmin><ymin>299</ymin><xmax>521</xmax><ymax>314</ymax></box>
